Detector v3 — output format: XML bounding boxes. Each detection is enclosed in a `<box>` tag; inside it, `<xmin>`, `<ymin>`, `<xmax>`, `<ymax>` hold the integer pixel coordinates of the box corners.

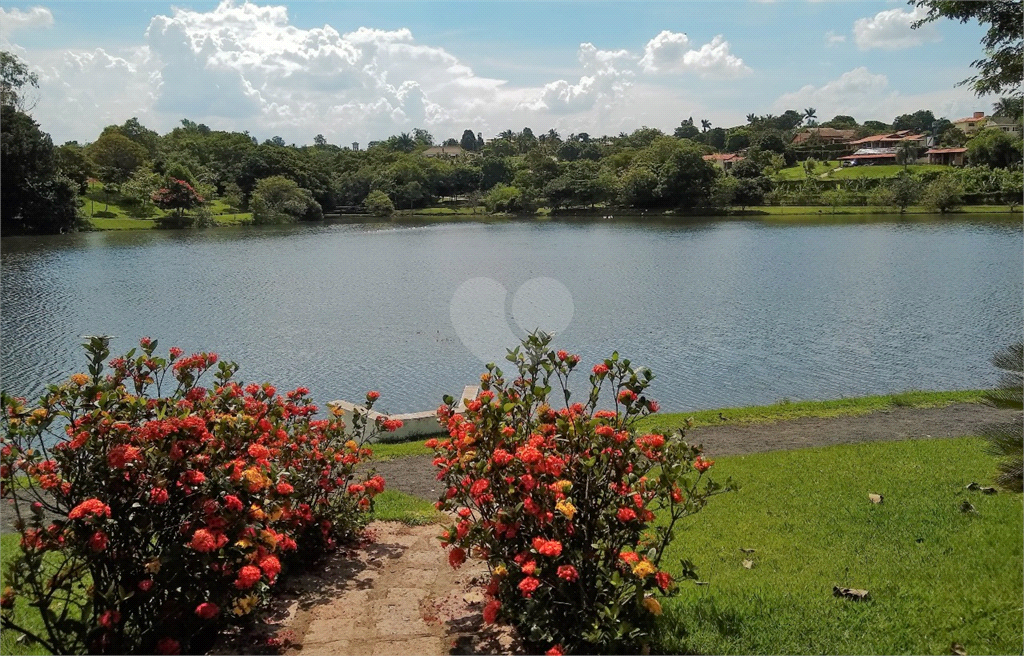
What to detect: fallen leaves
<box><xmin>742</xmin><ymin>560</ymin><xmax>754</xmax><ymax>569</ymax></box>
<box><xmin>833</xmin><ymin>586</ymin><xmax>869</xmax><ymax>601</ymax></box>
<box><xmin>868</xmin><ymin>493</ymin><xmax>884</xmax><ymax>504</ymax></box>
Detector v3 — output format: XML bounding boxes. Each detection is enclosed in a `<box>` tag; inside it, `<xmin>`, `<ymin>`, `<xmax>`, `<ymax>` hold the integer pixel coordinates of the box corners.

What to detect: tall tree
<box><xmin>802</xmin><ymin>107</ymin><xmax>818</xmax><ymax>126</ymax></box>
<box><xmin>87</xmin><ymin>132</ymin><xmax>149</xmax><ymax>186</ymax></box>
<box><xmin>700</xmin><ymin>119</ymin><xmax>712</xmax><ymax>132</ymax></box>
<box><xmin>1</xmin><ymin>105</ymin><xmax>80</xmax><ymax>234</ymax></box>
<box><xmin>460</xmin><ymin>129</ymin><xmax>478</xmax><ymax>152</ymax></box>
<box><xmin>911</xmin><ymin>0</ymin><xmax>1023</xmax><ymax>97</ymax></box>
<box><xmin>993</xmin><ymin>96</ymin><xmax>1024</xmax><ymax>119</ymax></box>
<box><xmin>980</xmin><ymin>341</ymin><xmax>1023</xmax><ymax>492</ymax></box>
<box><xmin>0</xmin><ymin>50</ymin><xmax>38</xmax><ymax>111</ymax></box>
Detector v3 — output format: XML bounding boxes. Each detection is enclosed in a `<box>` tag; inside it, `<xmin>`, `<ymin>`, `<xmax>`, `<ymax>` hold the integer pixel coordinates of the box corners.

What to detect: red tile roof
<box><xmin>837</xmin><ymin>153</ymin><xmax>898</xmax><ymax>160</ymax></box>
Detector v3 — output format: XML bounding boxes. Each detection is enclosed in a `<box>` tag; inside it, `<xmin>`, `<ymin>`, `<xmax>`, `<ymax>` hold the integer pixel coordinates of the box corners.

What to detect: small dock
<box><xmin>327</xmin><ymin>386</ymin><xmax>478</xmax><ymax>442</ymax></box>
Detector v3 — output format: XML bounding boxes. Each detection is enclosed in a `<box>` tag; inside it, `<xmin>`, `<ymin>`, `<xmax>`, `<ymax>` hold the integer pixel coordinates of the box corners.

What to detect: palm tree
<box><xmin>803</xmin><ymin>107</ymin><xmax>817</xmax><ymax>126</ymax></box>
<box><xmin>895</xmin><ymin>139</ymin><xmax>917</xmax><ymax>171</ymax></box>
<box><xmin>982</xmin><ymin>341</ymin><xmax>1023</xmax><ymax>492</ymax></box>
<box><xmin>546</xmin><ymin>128</ymin><xmax>561</xmax><ymax>145</ymax></box>
<box><xmin>701</xmin><ymin>119</ymin><xmax>712</xmax><ymax>132</ymax></box>
<box><xmin>394</xmin><ymin>132</ymin><xmax>415</xmax><ymax>153</ymax></box>
<box><xmin>746</xmin><ymin>113</ymin><xmax>757</xmax><ymax>125</ymax></box>
<box><xmin>992</xmin><ymin>96</ymin><xmax>1023</xmax><ymax>120</ymax></box>
<box><xmin>498</xmin><ymin>129</ymin><xmax>516</xmax><ymax>142</ymax></box>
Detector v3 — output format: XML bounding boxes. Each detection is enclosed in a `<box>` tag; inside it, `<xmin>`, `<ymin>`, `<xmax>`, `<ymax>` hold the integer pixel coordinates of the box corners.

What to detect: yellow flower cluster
<box><xmin>555</xmin><ymin>499</ymin><xmax>576</xmax><ymax>520</ymax></box>
<box><xmin>632</xmin><ymin>560</ymin><xmax>656</xmax><ymax>578</ymax></box>
<box><xmin>70</xmin><ymin>373</ymin><xmax>89</xmax><ymax>387</ymax></box>
<box><xmin>232</xmin><ymin>594</ymin><xmax>260</xmax><ymax>616</ymax></box>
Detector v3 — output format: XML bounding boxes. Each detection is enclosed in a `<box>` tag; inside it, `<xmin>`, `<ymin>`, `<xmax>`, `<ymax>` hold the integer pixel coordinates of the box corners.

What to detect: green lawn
<box><xmin>656</xmin><ymin>436</ymin><xmax>1023</xmax><ymax>655</ymax></box>
<box><xmin>1</xmin><ymin>535</ymin><xmax>67</xmax><ymax>656</ymax></box>
<box><xmin>82</xmin><ymin>182</ymin><xmax>252</xmax><ymax>230</ymax></box>
<box><xmin>369</xmin><ymin>489</ymin><xmax>444</xmax><ymax>525</ymax></box>
<box><xmin>775</xmin><ymin>162</ymin><xmax>951</xmax><ymax>181</ymax></box>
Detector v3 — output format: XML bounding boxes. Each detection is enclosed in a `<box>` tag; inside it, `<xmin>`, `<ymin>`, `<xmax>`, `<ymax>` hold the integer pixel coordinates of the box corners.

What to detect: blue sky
<box><xmin>0</xmin><ymin>1</ymin><xmax>994</xmax><ymax>145</ymax></box>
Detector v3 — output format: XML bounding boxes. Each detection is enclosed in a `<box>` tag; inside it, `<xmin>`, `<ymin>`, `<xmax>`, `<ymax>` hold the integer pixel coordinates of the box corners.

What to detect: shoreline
<box><xmin>78</xmin><ymin>204</ymin><xmax>1022</xmax><ymax>232</ymax></box>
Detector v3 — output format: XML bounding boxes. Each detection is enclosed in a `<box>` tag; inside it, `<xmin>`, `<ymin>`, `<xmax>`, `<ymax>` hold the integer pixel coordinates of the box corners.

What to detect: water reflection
<box><xmin>2</xmin><ymin>216</ymin><xmax>1021</xmax><ymax>414</ymax></box>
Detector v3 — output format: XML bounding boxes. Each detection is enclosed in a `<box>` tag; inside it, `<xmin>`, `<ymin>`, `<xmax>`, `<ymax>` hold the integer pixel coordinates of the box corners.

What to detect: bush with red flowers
<box><xmin>430</xmin><ymin>332</ymin><xmax>733</xmax><ymax>654</ymax></box>
<box><xmin>0</xmin><ymin>336</ymin><xmax>395</xmax><ymax>654</ymax></box>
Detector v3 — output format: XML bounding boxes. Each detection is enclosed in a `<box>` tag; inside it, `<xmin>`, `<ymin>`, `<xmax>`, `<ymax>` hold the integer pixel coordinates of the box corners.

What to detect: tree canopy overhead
<box><xmin>911</xmin><ymin>0</ymin><xmax>1023</xmax><ymax>97</ymax></box>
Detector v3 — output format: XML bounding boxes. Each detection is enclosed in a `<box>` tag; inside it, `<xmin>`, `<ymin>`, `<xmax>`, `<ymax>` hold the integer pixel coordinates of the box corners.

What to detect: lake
<box><xmin>2</xmin><ymin>216</ymin><xmax>1021</xmax><ymax>415</ymax></box>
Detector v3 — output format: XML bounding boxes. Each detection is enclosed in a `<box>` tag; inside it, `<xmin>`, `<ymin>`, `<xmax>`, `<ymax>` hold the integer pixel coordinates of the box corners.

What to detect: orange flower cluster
<box><xmin>428</xmin><ymin>333</ymin><xmax>727</xmax><ymax>655</ymax></box>
<box><xmin>0</xmin><ymin>336</ymin><xmax>393</xmax><ymax>655</ymax></box>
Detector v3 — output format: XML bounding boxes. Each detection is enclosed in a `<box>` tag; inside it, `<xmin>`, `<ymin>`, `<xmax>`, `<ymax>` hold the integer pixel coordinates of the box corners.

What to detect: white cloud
<box><xmin>639</xmin><ymin>31</ymin><xmax>750</xmax><ymax>77</ymax></box>
<box><xmin>825</xmin><ymin>30</ymin><xmax>846</xmax><ymax>44</ymax></box>
<box><xmin>773</xmin><ymin>66</ymin><xmax>978</xmax><ymax>124</ymax></box>
<box><xmin>12</xmin><ymin>1</ymin><xmax>755</xmax><ymax>144</ymax></box>
<box><xmin>853</xmin><ymin>6</ymin><xmax>939</xmax><ymax>50</ymax></box>
<box><xmin>0</xmin><ymin>6</ymin><xmax>53</xmax><ymax>33</ymax></box>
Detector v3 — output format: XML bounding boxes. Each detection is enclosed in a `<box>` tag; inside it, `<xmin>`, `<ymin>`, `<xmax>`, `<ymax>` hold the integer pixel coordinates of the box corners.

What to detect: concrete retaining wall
<box><xmin>328</xmin><ymin>386</ymin><xmax>478</xmax><ymax>442</ymax></box>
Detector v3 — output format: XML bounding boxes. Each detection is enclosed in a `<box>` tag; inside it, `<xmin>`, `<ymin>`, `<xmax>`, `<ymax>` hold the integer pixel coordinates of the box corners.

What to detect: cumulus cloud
<box><xmin>639</xmin><ymin>31</ymin><xmax>750</xmax><ymax>77</ymax></box>
<box><xmin>518</xmin><ymin>43</ymin><xmax>635</xmax><ymax>113</ymax></box>
<box><xmin>772</xmin><ymin>66</ymin><xmax>977</xmax><ymax>123</ymax></box>
<box><xmin>12</xmin><ymin>1</ymin><xmax>753</xmax><ymax>144</ymax></box>
<box><xmin>0</xmin><ymin>6</ymin><xmax>53</xmax><ymax>33</ymax></box>
<box><xmin>853</xmin><ymin>6</ymin><xmax>939</xmax><ymax>50</ymax></box>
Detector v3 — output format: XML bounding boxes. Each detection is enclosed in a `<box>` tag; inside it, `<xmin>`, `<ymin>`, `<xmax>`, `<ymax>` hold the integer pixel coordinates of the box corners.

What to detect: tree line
<box><xmin>2</xmin><ymin>46</ymin><xmax>1022</xmax><ymax>234</ymax></box>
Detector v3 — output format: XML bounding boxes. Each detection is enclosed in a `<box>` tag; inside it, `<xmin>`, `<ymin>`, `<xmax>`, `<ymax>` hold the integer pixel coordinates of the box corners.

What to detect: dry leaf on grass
<box><xmin>951</xmin><ymin>641</ymin><xmax>967</xmax><ymax>655</ymax></box>
<box><xmin>833</xmin><ymin>586</ymin><xmax>869</xmax><ymax>600</ymax></box>
<box><xmin>868</xmin><ymin>493</ymin><xmax>884</xmax><ymax>504</ymax></box>
<box><xmin>742</xmin><ymin>560</ymin><xmax>754</xmax><ymax>569</ymax></box>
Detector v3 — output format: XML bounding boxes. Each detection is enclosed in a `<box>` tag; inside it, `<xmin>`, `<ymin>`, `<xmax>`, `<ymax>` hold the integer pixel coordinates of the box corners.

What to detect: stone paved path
<box><xmin>213</xmin><ymin>521</ymin><xmax>519</xmax><ymax>656</ymax></box>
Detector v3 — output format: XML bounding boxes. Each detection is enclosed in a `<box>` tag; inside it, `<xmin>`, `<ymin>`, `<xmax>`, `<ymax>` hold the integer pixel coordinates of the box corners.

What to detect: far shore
<box><xmin>81</xmin><ymin>204</ymin><xmax>1022</xmax><ymax>232</ymax></box>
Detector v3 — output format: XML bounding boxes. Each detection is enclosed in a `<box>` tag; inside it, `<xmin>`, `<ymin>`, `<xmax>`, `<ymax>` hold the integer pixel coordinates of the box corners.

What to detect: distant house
<box><xmin>837</xmin><ymin>148</ymin><xmax>899</xmax><ymax>165</ymax></box>
<box><xmin>952</xmin><ymin>112</ymin><xmax>988</xmax><ymax>135</ymax></box>
<box><xmin>847</xmin><ymin>130</ymin><xmax>927</xmax><ymax>149</ymax></box>
<box><xmin>422</xmin><ymin>145</ymin><xmax>471</xmax><ymax>158</ymax></box>
<box><xmin>925</xmin><ymin>147</ymin><xmax>967</xmax><ymax>166</ymax></box>
<box><xmin>986</xmin><ymin>115</ymin><xmax>1023</xmax><ymax>136</ymax></box>
<box><xmin>702</xmin><ymin>153</ymin><xmax>744</xmax><ymax>172</ymax></box>
<box><xmin>790</xmin><ymin>128</ymin><xmax>857</xmax><ymax>146</ymax></box>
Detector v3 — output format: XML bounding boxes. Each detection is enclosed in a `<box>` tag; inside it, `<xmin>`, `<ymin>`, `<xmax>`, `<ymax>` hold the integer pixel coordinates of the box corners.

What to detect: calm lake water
<box><xmin>2</xmin><ymin>217</ymin><xmax>1021</xmax><ymax>414</ymax></box>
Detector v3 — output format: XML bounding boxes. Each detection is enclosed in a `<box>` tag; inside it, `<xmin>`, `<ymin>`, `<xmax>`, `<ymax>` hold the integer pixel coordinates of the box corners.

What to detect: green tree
<box><xmin>88</xmin><ymin>132</ymin><xmax>149</xmax><ymax>186</ymax></box>
<box><xmin>674</xmin><ymin>118</ymin><xmax>699</xmax><ymax>140</ymax></box>
<box><xmin>482</xmin><ymin>184</ymin><xmax>523</xmax><ymax>213</ymax></box>
<box><xmin>911</xmin><ymin>0</ymin><xmax>1023</xmax><ymax>97</ymax></box>
<box><xmin>887</xmin><ymin>174</ymin><xmax>923</xmax><ymax>213</ymax></box>
<box><xmin>460</xmin><ymin>129</ymin><xmax>479</xmax><ymax>152</ymax></box>
<box><xmin>967</xmin><ymin>127</ymin><xmax>1023</xmax><ymax>168</ymax></box>
<box><xmin>980</xmin><ymin>341</ymin><xmax>1023</xmax><ymax>492</ymax></box>
<box><xmin>921</xmin><ymin>174</ymin><xmax>964</xmax><ymax>213</ymax></box>
<box><xmin>363</xmin><ymin>189</ymin><xmax>395</xmax><ymax>217</ymax></box>
<box><xmin>820</xmin><ymin>188</ymin><xmax>850</xmax><ymax>214</ymax></box>
<box><xmin>0</xmin><ymin>105</ymin><xmax>81</xmax><ymax>234</ymax></box>
<box><xmin>939</xmin><ymin>126</ymin><xmax>968</xmax><ymax>147</ymax></box>
<box><xmin>999</xmin><ymin>168</ymin><xmax>1022</xmax><ymax>211</ymax></box>
<box><xmin>802</xmin><ymin>107</ymin><xmax>818</xmax><ymax>126</ymax></box>
<box><xmin>412</xmin><ymin>128</ymin><xmax>433</xmax><ymax>147</ymax></box>
<box><xmin>250</xmin><ymin>175</ymin><xmax>322</xmax><ymax>224</ymax></box>
<box><xmin>656</xmin><ymin>142</ymin><xmax>718</xmax><ymax>209</ymax></box>
<box><xmin>892</xmin><ymin>110</ymin><xmax>936</xmax><ymax>134</ymax></box>
<box><xmin>121</xmin><ymin>166</ymin><xmax>162</xmax><ymax>216</ymax></box>
<box><xmin>618</xmin><ymin>166</ymin><xmax>660</xmax><ymax>208</ymax></box>
<box><xmin>480</xmin><ymin>156</ymin><xmax>512</xmax><ymax>189</ymax></box>
<box><xmin>517</xmin><ymin>127</ymin><xmax>538</xmax><ymax>153</ymax></box>
<box><xmin>55</xmin><ymin>142</ymin><xmax>93</xmax><ymax>193</ymax></box>
<box><xmin>822</xmin><ymin>114</ymin><xmax>859</xmax><ymax>129</ymax></box>
<box><xmin>726</xmin><ymin>130</ymin><xmax>751</xmax><ymax>153</ymax></box>
<box><xmin>711</xmin><ymin>174</ymin><xmax>739</xmax><ymax>208</ymax></box>
<box><xmin>0</xmin><ymin>50</ymin><xmax>38</xmax><ymax>111</ymax></box>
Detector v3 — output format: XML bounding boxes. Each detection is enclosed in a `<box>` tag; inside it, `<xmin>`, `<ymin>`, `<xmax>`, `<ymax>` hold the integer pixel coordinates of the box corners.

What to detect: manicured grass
<box><xmin>82</xmin><ymin>182</ymin><xmax>252</xmax><ymax>230</ymax></box>
<box><xmin>1</xmin><ymin>534</ymin><xmax>64</xmax><ymax>656</ymax></box>
<box><xmin>638</xmin><ymin>389</ymin><xmax>987</xmax><ymax>434</ymax></box>
<box><xmin>775</xmin><ymin>162</ymin><xmax>950</xmax><ymax>181</ymax></box>
<box><xmin>369</xmin><ymin>489</ymin><xmax>444</xmax><ymax>525</ymax></box>
<box><xmin>361</xmin><ymin>390</ymin><xmax>988</xmax><ymax>463</ymax></box>
<box><xmin>656</xmin><ymin>436</ymin><xmax>1023</xmax><ymax>655</ymax></box>
<box><xmin>371</xmin><ymin>440</ymin><xmax>435</xmax><ymax>461</ymax></box>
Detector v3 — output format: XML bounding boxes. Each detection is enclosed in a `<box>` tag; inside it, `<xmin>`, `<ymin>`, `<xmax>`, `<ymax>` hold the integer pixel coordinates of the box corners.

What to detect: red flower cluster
<box><xmin>1</xmin><ymin>337</ymin><xmax>391</xmax><ymax>656</ymax></box>
<box><xmin>429</xmin><ymin>333</ymin><xmax>727</xmax><ymax>655</ymax></box>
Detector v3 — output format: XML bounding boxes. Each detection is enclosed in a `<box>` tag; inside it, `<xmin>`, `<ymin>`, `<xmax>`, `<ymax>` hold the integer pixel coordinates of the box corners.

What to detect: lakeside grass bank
<box><xmin>370</xmin><ymin>389</ymin><xmax>989</xmax><ymax>461</ymax></box>
<box><xmin>3</xmin><ymin>390</ymin><xmax>1017</xmax><ymax>655</ymax></box>
<box><xmin>80</xmin><ymin>204</ymin><xmax>1019</xmax><ymax>232</ymax></box>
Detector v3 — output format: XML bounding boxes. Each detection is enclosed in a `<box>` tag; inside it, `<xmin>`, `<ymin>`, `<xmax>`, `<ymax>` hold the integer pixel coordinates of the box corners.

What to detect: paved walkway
<box><xmin>213</xmin><ymin>521</ymin><xmax>518</xmax><ymax>656</ymax></box>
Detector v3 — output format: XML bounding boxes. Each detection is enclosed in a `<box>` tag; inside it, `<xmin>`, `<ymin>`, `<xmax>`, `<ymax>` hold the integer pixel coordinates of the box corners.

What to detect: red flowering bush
<box><xmin>0</xmin><ymin>337</ymin><xmax>394</xmax><ymax>654</ymax></box>
<box><xmin>430</xmin><ymin>333</ymin><xmax>733</xmax><ymax>654</ymax></box>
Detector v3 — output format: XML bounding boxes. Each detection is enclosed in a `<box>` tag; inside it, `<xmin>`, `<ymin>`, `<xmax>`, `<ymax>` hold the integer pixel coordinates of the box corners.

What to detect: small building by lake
<box><xmin>925</xmin><ymin>147</ymin><xmax>967</xmax><ymax>166</ymax></box>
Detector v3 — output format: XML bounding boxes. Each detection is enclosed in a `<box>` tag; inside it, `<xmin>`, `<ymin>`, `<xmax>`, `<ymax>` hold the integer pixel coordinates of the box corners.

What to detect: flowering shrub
<box><xmin>0</xmin><ymin>337</ymin><xmax>395</xmax><ymax>654</ymax></box>
<box><xmin>151</xmin><ymin>178</ymin><xmax>203</xmax><ymax>218</ymax></box>
<box><xmin>430</xmin><ymin>333</ymin><xmax>733</xmax><ymax>654</ymax></box>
